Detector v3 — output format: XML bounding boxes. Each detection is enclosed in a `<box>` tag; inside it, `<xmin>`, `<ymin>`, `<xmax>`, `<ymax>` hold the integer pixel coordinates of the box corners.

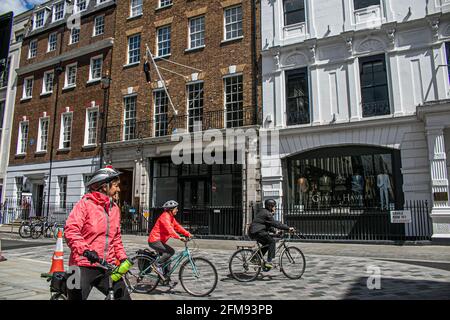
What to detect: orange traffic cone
<box><xmin>48</xmin><ymin>230</ymin><xmax>65</xmax><ymax>274</ymax></box>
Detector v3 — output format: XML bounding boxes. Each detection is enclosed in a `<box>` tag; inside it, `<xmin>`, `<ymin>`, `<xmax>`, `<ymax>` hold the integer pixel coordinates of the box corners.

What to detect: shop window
<box><xmin>285</xmin><ymin>146</ymin><xmax>401</xmax><ymax>210</ymax></box>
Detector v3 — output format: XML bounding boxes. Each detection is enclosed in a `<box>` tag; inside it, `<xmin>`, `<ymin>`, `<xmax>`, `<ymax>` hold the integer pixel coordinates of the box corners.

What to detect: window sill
<box><xmin>62</xmin><ymin>85</ymin><xmax>76</xmax><ymax>91</ymax></box>
<box><xmin>82</xmin><ymin>144</ymin><xmax>97</xmax><ymax>150</ymax></box>
<box><xmin>221</xmin><ymin>36</ymin><xmax>244</xmax><ymax>45</ymax></box>
<box><xmin>87</xmin><ymin>79</ymin><xmax>101</xmax><ymax>85</ymax></box>
<box><xmin>123</xmin><ymin>62</ymin><xmax>140</xmax><ymax>69</ymax></box>
<box><xmin>57</xmin><ymin>148</ymin><xmax>71</xmax><ymax>153</ymax></box>
<box><xmin>35</xmin><ymin>151</ymin><xmax>47</xmax><ymax>155</ymax></box>
<box><xmin>21</xmin><ymin>97</ymin><xmax>32</xmax><ymax>102</ymax></box>
<box><xmin>92</xmin><ymin>33</ymin><xmax>105</xmax><ymax>38</ymax></box>
<box><xmin>127</xmin><ymin>14</ymin><xmax>143</xmax><ymax>21</ymax></box>
<box><xmin>40</xmin><ymin>92</ymin><xmax>52</xmax><ymax>97</ymax></box>
<box><xmin>15</xmin><ymin>153</ymin><xmax>26</xmax><ymax>158</ymax></box>
<box><xmin>155</xmin><ymin>4</ymin><xmax>173</xmax><ymax>12</ymax></box>
<box><xmin>154</xmin><ymin>54</ymin><xmax>171</xmax><ymax>61</ymax></box>
<box><xmin>185</xmin><ymin>45</ymin><xmax>205</xmax><ymax>53</ymax></box>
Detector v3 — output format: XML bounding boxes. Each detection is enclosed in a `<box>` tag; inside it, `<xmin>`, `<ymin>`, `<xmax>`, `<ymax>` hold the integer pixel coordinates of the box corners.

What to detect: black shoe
<box><xmin>161</xmin><ymin>278</ymin><xmax>178</xmax><ymax>288</ymax></box>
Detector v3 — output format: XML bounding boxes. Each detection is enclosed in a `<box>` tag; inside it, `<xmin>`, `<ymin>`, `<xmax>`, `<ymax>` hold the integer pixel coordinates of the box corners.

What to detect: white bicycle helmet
<box><xmin>163</xmin><ymin>200</ymin><xmax>179</xmax><ymax>210</ymax></box>
<box><xmin>86</xmin><ymin>166</ymin><xmax>122</xmax><ymax>191</ymax></box>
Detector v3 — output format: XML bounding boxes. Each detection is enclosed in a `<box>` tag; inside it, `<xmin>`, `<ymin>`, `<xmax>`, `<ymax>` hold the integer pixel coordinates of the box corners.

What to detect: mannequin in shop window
<box><xmin>351</xmin><ymin>170</ymin><xmax>364</xmax><ymax>207</ymax></box>
<box><xmin>297</xmin><ymin>176</ymin><xmax>309</xmax><ymax>208</ymax></box>
<box><xmin>377</xmin><ymin>169</ymin><xmax>392</xmax><ymax>210</ymax></box>
<box><xmin>319</xmin><ymin>173</ymin><xmax>332</xmax><ymax>206</ymax></box>
<box><xmin>365</xmin><ymin>175</ymin><xmax>376</xmax><ymax>206</ymax></box>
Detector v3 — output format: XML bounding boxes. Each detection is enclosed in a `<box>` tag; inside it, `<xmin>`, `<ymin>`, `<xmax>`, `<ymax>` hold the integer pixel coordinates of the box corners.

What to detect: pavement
<box><xmin>0</xmin><ymin>232</ymin><xmax>449</xmax><ymax>300</ymax></box>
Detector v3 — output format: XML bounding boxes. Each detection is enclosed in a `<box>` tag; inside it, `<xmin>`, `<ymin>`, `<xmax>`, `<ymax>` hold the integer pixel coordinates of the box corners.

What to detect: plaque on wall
<box><xmin>434</xmin><ymin>192</ymin><xmax>449</xmax><ymax>202</ymax></box>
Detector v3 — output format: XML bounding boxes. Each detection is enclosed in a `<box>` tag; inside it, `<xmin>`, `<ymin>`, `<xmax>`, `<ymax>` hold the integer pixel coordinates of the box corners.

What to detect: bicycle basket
<box><xmin>50</xmin><ymin>272</ymin><xmax>69</xmax><ymax>295</ymax></box>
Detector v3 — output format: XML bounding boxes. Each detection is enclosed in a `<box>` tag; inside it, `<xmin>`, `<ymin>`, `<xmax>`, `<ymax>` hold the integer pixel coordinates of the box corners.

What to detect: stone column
<box><xmin>426</xmin><ymin>127</ymin><xmax>450</xmax><ymax>241</ymax></box>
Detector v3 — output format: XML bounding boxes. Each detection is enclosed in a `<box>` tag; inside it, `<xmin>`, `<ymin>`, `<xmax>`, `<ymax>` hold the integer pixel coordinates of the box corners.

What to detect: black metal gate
<box><xmin>121</xmin><ymin>206</ymin><xmax>244</xmax><ymax>237</ymax></box>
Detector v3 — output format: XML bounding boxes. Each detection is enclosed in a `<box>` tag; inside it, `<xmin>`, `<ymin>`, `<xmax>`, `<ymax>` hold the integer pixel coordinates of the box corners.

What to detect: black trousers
<box><xmin>251</xmin><ymin>232</ymin><xmax>276</xmax><ymax>261</ymax></box>
<box><xmin>148</xmin><ymin>241</ymin><xmax>175</xmax><ymax>274</ymax></box>
<box><xmin>67</xmin><ymin>266</ymin><xmax>131</xmax><ymax>300</ymax></box>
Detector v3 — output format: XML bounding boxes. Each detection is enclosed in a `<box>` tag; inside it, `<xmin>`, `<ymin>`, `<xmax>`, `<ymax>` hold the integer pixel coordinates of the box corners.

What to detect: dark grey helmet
<box><xmin>264</xmin><ymin>199</ymin><xmax>277</xmax><ymax>210</ymax></box>
<box><xmin>163</xmin><ymin>200</ymin><xmax>179</xmax><ymax>210</ymax></box>
<box><xmin>86</xmin><ymin>166</ymin><xmax>122</xmax><ymax>191</ymax></box>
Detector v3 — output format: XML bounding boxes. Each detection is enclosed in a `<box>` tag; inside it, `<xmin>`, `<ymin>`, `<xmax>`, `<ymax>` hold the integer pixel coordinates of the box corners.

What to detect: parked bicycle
<box><xmin>229</xmin><ymin>231</ymin><xmax>306</xmax><ymax>282</ymax></box>
<box><xmin>126</xmin><ymin>238</ymin><xmax>218</xmax><ymax>297</ymax></box>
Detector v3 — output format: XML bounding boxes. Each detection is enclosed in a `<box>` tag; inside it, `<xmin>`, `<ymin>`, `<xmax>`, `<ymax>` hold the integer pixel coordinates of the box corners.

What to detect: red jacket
<box><xmin>64</xmin><ymin>192</ymin><xmax>127</xmax><ymax>267</ymax></box>
<box><xmin>148</xmin><ymin>211</ymin><xmax>192</xmax><ymax>244</ymax></box>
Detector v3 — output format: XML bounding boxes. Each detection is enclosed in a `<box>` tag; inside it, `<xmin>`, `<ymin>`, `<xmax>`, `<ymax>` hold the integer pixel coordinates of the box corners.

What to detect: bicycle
<box><xmin>228</xmin><ymin>231</ymin><xmax>306</xmax><ymax>282</ymax></box>
<box><xmin>126</xmin><ymin>238</ymin><xmax>218</xmax><ymax>297</ymax></box>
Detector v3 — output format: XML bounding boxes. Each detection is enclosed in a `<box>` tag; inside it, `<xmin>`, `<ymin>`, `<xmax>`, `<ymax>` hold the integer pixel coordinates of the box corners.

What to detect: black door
<box><xmin>36</xmin><ymin>185</ymin><xmax>44</xmax><ymax>216</ymax></box>
<box><xmin>179</xmin><ymin>178</ymin><xmax>210</xmax><ymax>234</ymax></box>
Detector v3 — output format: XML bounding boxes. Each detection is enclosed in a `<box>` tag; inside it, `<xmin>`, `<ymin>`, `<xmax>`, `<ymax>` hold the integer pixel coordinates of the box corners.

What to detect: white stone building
<box><xmin>260</xmin><ymin>0</ymin><xmax>450</xmax><ymax>242</ymax></box>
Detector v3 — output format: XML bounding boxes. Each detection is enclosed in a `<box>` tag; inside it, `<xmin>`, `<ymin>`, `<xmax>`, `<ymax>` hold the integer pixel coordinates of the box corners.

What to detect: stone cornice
<box><xmin>16</xmin><ymin>37</ymin><xmax>114</xmax><ymax>76</ymax></box>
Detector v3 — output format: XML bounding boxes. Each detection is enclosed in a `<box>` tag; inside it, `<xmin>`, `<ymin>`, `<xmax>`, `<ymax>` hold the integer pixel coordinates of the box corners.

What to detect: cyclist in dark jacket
<box><xmin>248</xmin><ymin>199</ymin><xmax>295</xmax><ymax>270</ymax></box>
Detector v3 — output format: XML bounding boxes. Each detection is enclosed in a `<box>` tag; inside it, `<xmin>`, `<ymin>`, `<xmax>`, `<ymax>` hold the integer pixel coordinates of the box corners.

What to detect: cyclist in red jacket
<box><xmin>64</xmin><ymin>166</ymin><xmax>130</xmax><ymax>300</ymax></box>
<box><xmin>148</xmin><ymin>200</ymin><xmax>192</xmax><ymax>284</ymax></box>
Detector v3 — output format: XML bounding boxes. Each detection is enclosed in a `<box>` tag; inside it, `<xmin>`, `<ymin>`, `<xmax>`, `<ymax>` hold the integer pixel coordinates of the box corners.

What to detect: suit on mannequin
<box><xmin>377</xmin><ymin>172</ymin><xmax>391</xmax><ymax>210</ymax></box>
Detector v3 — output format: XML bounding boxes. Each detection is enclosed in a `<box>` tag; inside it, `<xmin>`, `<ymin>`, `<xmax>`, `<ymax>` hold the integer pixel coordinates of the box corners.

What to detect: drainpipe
<box><xmin>251</xmin><ymin>0</ymin><xmax>259</xmax><ymax>123</ymax></box>
<box><xmin>46</xmin><ymin>27</ymin><xmax>64</xmax><ymax>217</ymax></box>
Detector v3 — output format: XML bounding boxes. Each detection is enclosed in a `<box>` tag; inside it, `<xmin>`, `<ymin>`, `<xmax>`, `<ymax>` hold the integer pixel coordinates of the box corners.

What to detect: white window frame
<box><xmin>93</xmin><ymin>15</ymin><xmax>105</xmax><ymax>37</ymax></box>
<box><xmin>127</xmin><ymin>34</ymin><xmax>141</xmax><ymax>65</ymax></box>
<box><xmin>130</xmin><ymin>0</ymin><xmax>143</xmax><ymax>18</ymax></box>
<box><xmin>159</xmin><ymin>0</ymin><xmax>172</xmax><ymax>9</ymax></box>
<box><xmin>37</xmin><ymin>117</ymin><xmax>50</xmax><ymax>152</ymax></box>
<box><xmin>224</xmin><ymin>73</ymin><xmax>244</xmax><ymax>128</ymax></box>
<box><xmin>28</xmin><ymin>39</ymin><xmax>38</xmax><ymax>59</ymax></box>
<box><xmin>153</xmin><ymin>89</ymin><xmax>169</xmax><ymax>137</ymax></box>
<box><xmin>48</xmin><ymin>32</ymin><xmax>57</xmax><ymax>52</ymax></box>
<box><xmin>186</xmin><ymin>81</ymin><xmax>204</xmax><ymax>132</ymax></box>
<box><xmin>84</xmin><ymin>107</ymin><xmax>99</xmax><ymax>146</ymax></box>
<box><xmin>58</xmin><ymin>176</ymin><xmax>68</xmax><ymax>210</ymax></box>
<box><xmin>75</xmin><ymin>0</ymin><xmax>88</xmax><ymax>13</ymax></box>
<box><xmin>89</xmin><ymin>55</ymin><xmax>103</xmax><ymax>82</ymax></box>
<box><xmin>123</xmin><ymin>94</ymin><xmax>137</xmax><ymax>141</ymax></box>
<box><xmin>17</xmin><ymin>121</ymin><xmax>29</xmax><ymax>155</ymax></box>
<box><xmin>189</xmin><ymin>16</ymin><xmax>205</xmax><ymax>50</ymax></box>
<box><xmin>33</xmin><ymin>10</ymin><xmax>46</xmax><ymax>30</ymax></box>
<box><xmin>52</xmin><ymin>1</ymin><xmax>65</xmax><ymax>22</ymax></box>
<box><xmin>70</xmin><ymin>27</ymin><xmax>80</xmax><ymax>45</ymax></box>
<box><xmin>22</xmin><ymin>77</ymin><xmax>34</xmax><ymax>100</ymax></box>
<box><xmin>42</xmin><ymin>71</ymin><xmax>54</xmax><ymax>95</ymax></box>
<box><xmin>59</xmin><ymin>112</ymin><xmax>73</xmax><ymax>149</ymax></box>
<box><xmin>64</xmin><ymin>63</ymin><xmax>77</xmax><ymax>89</ymax></box>
<box><xmin>224</xmin><ymin>5</ymin><xmax>243</xmax><ymax>41</ymax></box>
<box><xmin>156</xmin><ymin>25</ymin><xmax>171</xmax><ymax>57</ymax></box>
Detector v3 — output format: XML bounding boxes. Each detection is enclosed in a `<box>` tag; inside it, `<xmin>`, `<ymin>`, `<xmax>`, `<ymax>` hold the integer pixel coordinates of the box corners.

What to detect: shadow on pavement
<box><xmin>344</xmin><ymin>277</ymin><xmax>450</xmax><ymax>300</ymax></box>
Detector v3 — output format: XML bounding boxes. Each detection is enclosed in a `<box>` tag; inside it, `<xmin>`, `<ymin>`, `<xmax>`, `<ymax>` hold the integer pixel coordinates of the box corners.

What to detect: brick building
<box><xmin>105</xmin><ymin>0</ymin><xmax>262</xmax><ymax>236</ymax></box>
<box><xmin>5</xmin><ymin>0</ymin><xmax>116</xmax><ymax>215</ymax></box>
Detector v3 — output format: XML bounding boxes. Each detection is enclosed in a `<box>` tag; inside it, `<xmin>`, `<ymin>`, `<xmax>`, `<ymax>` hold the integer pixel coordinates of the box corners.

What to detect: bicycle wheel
<box><xmin>229</xmin><ymin>248</ymin><xmax>261</xmax><ymax>282</ymax></box>
<box><xmin>45</xmin><ymin>225</ymin><xmax>54</xmax><ymax>238</ymax></box>
<box><xmin>19</xmin><ymin>223</ymin><xmax>32</xmax><ymax>238</ymax></box>
<box><xmin>280</xmin><ymin>246</ymin><xmax>306</xmax><ymax>280</ymax></box>
<box><xmin>179</xmin><ymin>257</ymin><xmax>218</xmax><ymax>297</ymax></box>
<box><xmin>126</xmin><ymin>255</ymin><xmax>159</xmax><ymax>294</ymax></box>
<box><xmin>53</xmin><ymin>225</ymin><xmax>64</xmax><ymax>238</ymax></box>
<box><xmin>50</xmin><ymin>293</ymin><xmax>67</xmax><ymax>300</ymax></box>
<box><xmin>31</xmin><ymin>224</ymin><xmax>43</xmax><ymax>239</ymax></box>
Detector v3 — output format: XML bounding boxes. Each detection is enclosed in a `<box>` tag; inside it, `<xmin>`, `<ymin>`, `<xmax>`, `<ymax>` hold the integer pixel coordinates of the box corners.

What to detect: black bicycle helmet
<box><xmin>264</xmin><ymin>199</ymin><xmax>277</xmax><ymax>210</ymax></box>
<box><xmin>86</xmin><ymin>166</ymin><xmax>122</xmax><ymax>191</ymax></box>
<box><xmin>162</xmin><ymin>200</ymin><xmax>179</xmax><ymax>210</ymax></box>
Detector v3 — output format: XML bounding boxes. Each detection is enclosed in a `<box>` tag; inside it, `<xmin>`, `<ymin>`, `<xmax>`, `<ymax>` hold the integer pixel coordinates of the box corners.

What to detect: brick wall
<box><xmin>107</xmin><ymin>0</ymin><xmax>262</xmax><ymax>133</ymax></box>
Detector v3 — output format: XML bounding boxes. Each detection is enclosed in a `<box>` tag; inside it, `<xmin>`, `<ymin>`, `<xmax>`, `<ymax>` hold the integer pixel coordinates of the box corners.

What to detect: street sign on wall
<box><xmin>390</xmin><ymin>210</ymin><xmax>412</xmax><ymax>223</ymax></box>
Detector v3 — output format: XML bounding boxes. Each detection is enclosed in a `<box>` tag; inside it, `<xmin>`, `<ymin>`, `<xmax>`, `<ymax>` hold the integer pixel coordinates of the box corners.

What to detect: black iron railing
<box><xmin>107</xmin><ymin>107</ymin><xmax>260</xmax><ymax>143</ymax></box>
<box><xmin>280</xmin><ymin>200</ymin><xmax>432</xmax><ymax>241</ymax></box>
<box><xmin>120</xmin><ymin>206</ymin><xmax>245</xmax><ymax>237</ymax></box>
